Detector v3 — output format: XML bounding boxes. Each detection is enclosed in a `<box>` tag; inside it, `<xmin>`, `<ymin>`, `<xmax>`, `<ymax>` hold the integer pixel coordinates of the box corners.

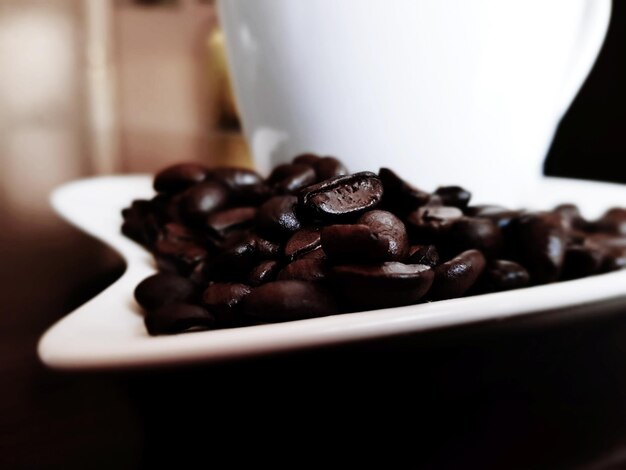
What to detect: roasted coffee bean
<box><xmin>292</xmin><ymin>153</ymin><xmax>321</xmax><ymax>166</ymax></box>
<box><xmin>406</xmin><ymin>206</ymin><xmax>463</xmax><ymax>243</ymax></box>
<box><xmin>586</xmin><ymin>235</ymin><xmax>626</xmax><ymax>272</ymax></box>
<box><xmin>248</xmin><ymin>260</ymin><xmax>280</xmax><ymax>286</ymax></box>
<box><xmin>407</xmin><ymin>245</ymin><xmax>439</xmax><ymax>267</ymax></box>
<box><xmin>154</xmin><ymin>223</ymin><xmax>207</xmax><ymax>274</ymax></box>
<box><xmin>179</xmin><ymin>181</ymin><xmax>229</xmax><ymax>223</ymax></box>
<box><xmin>154</xmin><ymin>162</ymin><xmax>209</xmax><ymax>194</ymax></box>
<box><xmin>205</xmin><ymin>207</ymin><xmax>257</xmax><ymax>238</ymax></box>
<box><xmin>256</xmin><ymin>195</ymin><xmax>302</xmax><ymax>240</ymax></box>
<box><xmin>243</xmin><ymin>281</ymin><xmax>338</xmax><ymax>321</ymax></box>
<box><xmin>507</xmin><ymin>212</ymin><xmax>566</xmax><ymax>284</ymax></box>
<box><xmin>481</xmin><ymin>260</ymin><xmax>530</xmax><ymax>293</ymax></box>
<box><xmin>593</xmin><ymin>208</ymin><xmax>626</xmax><ymax>235</ymax></box>
<box><xmin>277</xmin><ymin>259</ymin><xmax>327</xmax><ymax>282</ymax></box>
<box><xmin>209</xmin><ymin>167</ymin><xmax>263</xmax><ymax>190</ymax></box>
<box><xmin>379</xmin><ymin>167</ymin><xmax>431</xmax><ymax>213</ymax></box>
<box><xmin>314</xmin><ymin>156</ymin><xmax>348</xmax><ymax>181</ymax></box>
<box><xmin>321</xmin><ymin>210</ymin><xmax>409</xmax><ymax>263</ymax></box>
<box><xmin>268</xmin><ymin>163</ymin><xmax>317</xmax><ymax>193</ymax></box>
<box><xmin>284</xmin><ymin>228</ymin><xmax>321</xmax><ymax>261</ymax></box>
<box><xmin>444</xmin><ymin>216</ymin><xmax>503</xmax><ymax>259</ymax></box>
<box><xmin>254</xmin><ymin>235</ymin><xmax>281</xmax><ymax>258</ymax></box>
<box><xmin>298</xmin><ymin>171</ymin><xmax>383</xmax><ymax>221</ymax></box>
<box><xmin>210</xmin><ymin>233</ymin><xmax>261</xmax><ymax>281</ymax></box>
<box><xmin>134</xmin><ymin>273</ymin><xmax>196</xmax><ymax>310</ymax></box>
<box><xmin>553</xmin><ymin>204</ymin><xmax>587</xmax><ymax>231</ymax></box>
<box><xmin>201</xmin><ymin>283</ymin><xmax>251</xmax><ymax>326</ymax></box>
<box><xmin>121</xmin><ymin>200</ymin><xmax>160</xmax><ymax>247</ymax></box>
<box><xmin>561</xmin><ymin>245</ymin><xmax>604</xmax><ymax>280</ymax></box>
<box><xmin>331</xmin><ymin>262</ymin><xmax>434</xmax><ymax>310</ymax></box>
<box><xmin>434</xmin><ymin>186</ymin><xmax>471</xmax><ymax>209</ymax></box>
<box><xmin>429</xmin><ymin>249</ymin><xmax>486</xmax><ymax>300</ymax></box>
<box><xmin>466</xmin><ymin>205</ymin><xmax>521</xmax><ymax>229</ymax></box>
<box><xmin>145</xmin><ymin>303</ymin><xmax>215</xmax><ymax>335</ymax></box>
<box><xmin>300</xmin><ymin>246</ymin><xmax>326</xmax><ymax>260</ymax></box>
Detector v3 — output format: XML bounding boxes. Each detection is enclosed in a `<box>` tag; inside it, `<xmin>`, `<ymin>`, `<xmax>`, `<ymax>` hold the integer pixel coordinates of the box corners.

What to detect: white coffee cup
<box><xmin>218</xmin><ymin>0</ymin><xmax>611</xmax><ymax>204</ymax></box>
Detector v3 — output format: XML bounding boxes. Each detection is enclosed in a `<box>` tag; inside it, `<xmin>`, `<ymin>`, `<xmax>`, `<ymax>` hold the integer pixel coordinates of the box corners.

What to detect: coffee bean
<box><xmin>481</xmin><ymin>260</ymin><xmax>530</xmax><ymax>292</ymax></box>
<box><xmin>205</xmin><ymin>207</ymin><xmax>257</xmax><ymax>238</ymax></box>
<box><xmin>134</xmin><ymin>273</ymin><xmax>196</xmax><ymax>310</ymax></box>
<box><xmin>466</xmin><ymin>205</ymin><xmax>521</xmax><ymax>229</ymax></box>
<box><xmin>209</xmin><ymin>167</ymin><xmax>263</xmax><ymax>190</ymax></box>
<box><xmin>553</xmin><ymin>204</ymin><xmax>587</xmax><ymax>231</ymax></box>
<box><xmin>331</xmin><ymin>262</ymin><xmax>434</xmax><ymax>310</ymax></box>
<box><xmin>268</xmin><ymin>163</ymin><xmax>317</xmax><ymax>193</ymax></box>
<box><xmin>145</xmin><ymin>303</ymin><xmax>215</xmax><ymax>335</ymax></box>
<box><xmin>299</xmin><ymin>246</ymin><xmax>326</xmax><ymax>260</ymax></box>
<box><xmin>243</xmin><ymin>281</ymin><xmax>338</xmax><ymax>321</ymax></box>
<box><xmin>314</xmin><ymin>157</ymin><xmax>348</xmax><ymax>181</ymax></box>
<box><xmin>292</xmin><ymin>153</ymin><xmax>321</xmax><ymax>166</ymax></box>
<box><xmin>379</xmin><ymin>167</ymin><xmax>431</xmax><ymax>214</ymax></box>
<box><xmin>277</xmin><ymin>259</ymin><xmax>327</xmax><ymax>282</ymax></box>
<box><xmin>179</xmin><ymin>181</ymin><xmax>230</xmax><ymax>224</ymax></box>
<box><xmin>298</xmin><ymin>171</ymin><xmax>383</xmax><ymax>221</ymax></box>
<box><xmin>561</xmin><ymin>245</ymin><xmax>604</xmax><ymax>280</ymax></box>
<box><xmin>434</xmin><ymin>186</ymin><xmax>471</xmax><ymax>209</ymax></box>
<box><xmin>507</xmin><ymin>212</ymin><xmax>566</xmax><ymax>284</ymax></box>
<box><xmin>429</xmin><ymin>249</ymin><xmax>486</xmax><ymax>300</ymax></box>
<box><xmin>284</xmin><ymin>228</ymin><xmax>321</xmax><ymax>261</ymax></box>
<box><xmin>153</xmin><ymin>163</ymin><xmax>209</xmax><ymax>194</ymax></box>
<box><xmin>407</xmin><ymin>245</ymin><xmax>440</xmax><ymax>267</ymax></box>
<box><xmin>593</xmin><ymin>208</ymin><xmax>626</xmax><ymax>235</ymax></box>
<box><xmin>406</xmin><ymin>206</ymin><xmax>463</xmax><ymax>243</ymax></box>
<box><xmin>321</xmin><ymin>210</ymin><xmax>409</xmax><ymax>263</ymax></box>
<box><xmin>248</xmin><ymin>260</ymin><xmax>280</xmax><ymax>286</ymax></box>
<box><xmin>256</xmin><ymin>195</ymin><xmax>302</xmax><ymax>240</ymax></box>
<box><xmin>444</xmin><ymin>216</ymin><xmax>503</xmax><ymax>259</ymax></box>
<box><xmin>154</xmin><ymin>223</ymin><xmax>207</xmax><ymax>274</ymax></box>
<box><xmin>201</xmin><ymin>283</ymin><xmax>251</xmax><ymax>327</ymax></box>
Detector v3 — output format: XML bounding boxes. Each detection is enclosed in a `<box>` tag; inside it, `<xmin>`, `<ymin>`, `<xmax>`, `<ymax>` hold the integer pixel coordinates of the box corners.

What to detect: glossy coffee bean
<box><xmin>331</xmin><ymin>262</ymin><xmax>434</xmax><ymax>310</ymax></box>
<box><xmin>277</xmin><ymin>259</ymin><xmax>327</xmax><ymax>282</ymax></box>
<box><xmin>466</xmin><ymin>205</ymin><xmax>521</xmax><ymax>229</ymax></box>
<box><xmin>585</xmin><ymin>235</ymin><xmax>626</xmax><ymax>273</ymax></box>
<box><xmin>378</xmin><ymin>167</ymin><xmax>431</xmax><ymax>213</ymax></box>
<box><xmin>298</xmin><ymin>171</ymin><xmax>383</xmax><ymax>221</ymax></box>
<box><xmin>321</xmin><ymin>210</ymin><xmax>409</xmax><ymax>263</ymax></box>
<box><xmin>299</xmin><ymin>246</ymin><xmax>326</xmax><ymax>260</ymax></box>
<box><xmin>205</xmin><ymin>207</ymin><xmax>257</xmax><ymax>238</ymax></box>
<box><xmin>507</xmin><ymin>212</ymin><xmax>566</xmax><ymax>284</ymax></box>
<box><xmin>444</xmin><ymin>216</ymin><xmax>503</xmax><ymax>259</ymax></box>
<box><xmin>154</xmin><ymin>223</ymin><xmax>207</xmax><ymax>274</ymax></box>
<box><xmin>434</xmin><ymin>186</ymin><xmax>471</xmax><ymax>210</ymax></box>
<box><xmin>256</xmin><ymin>195</ymin><xmax>302</xmax><ymax>240</ymax></box>
<box><xmin>210</xmin><ymin>233</ymin><xmax>264</xmax><ymax>281</ymax></box>
<box><xmin>243</xmin><ymin>281</ymin><xmax>338</xmax><ymax>321</ymax></box>
<box><xmin>284</xmin><ymin>228</ymin><xmax>321</xmax><ymax>261</ymax></box>
<box><xmin>268</xmin><ymin>163</ymin><xmax>317</xmax><ymax>193</ymax></box>
<box><xmin>209</xmin><ymin>167</ymin><xmax>263</xmax><ymax>190</ymax></box>
<box><xmin>407</xmin><ymin>245</ymin><xmax>440</xmax><ymax>267</ymax></box>
<box><xmin>201</xmin><ymin>283</ymin><xmax>251</xmax><ymax>326</ymax></box>
<box><xmin>429</xmin><ymin>249</ymin><xmax>486</xmax><ymax>300</ymax></box>
<box><xmin>153</xmin><ymin>162</ymin><xmax>209</xmax><ymax>194</ymax></box>
<box><xmin>314</xmin><ymin>156</ymin><xmax>348</xmax><ymax>181</ymax></box>
<box><xmin>248</xmin><ymin>260</ymin><xmax>280</xmax><ymax>286</ymax></box>
<box><xmin>481</xmin><ymin>260</ymin><xmax>530</xmax><ymax>292</ymax></box>
<box><xmin>145</xmin><ymin>303</ymin><xmax>215</xmax><ymax>335</ymax></box>
<box><xmin>134</xmin><ymin>273</ymin><xmax>196</xmax><ymax>310</ymax></box>
<box><xmin>406</xmin><ymin>206</ymin><xmax>463</xmax><ymax>242</ymax></box>
<box><xmin>179</xmin><ymin>181</ymin><xmax>229</xmax><ymax>223</ymax></box>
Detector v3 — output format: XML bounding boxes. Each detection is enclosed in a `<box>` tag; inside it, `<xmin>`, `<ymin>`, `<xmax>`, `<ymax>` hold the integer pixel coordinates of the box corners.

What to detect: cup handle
<box><xmin>557</xmin><ymin>0</ymin><xmax>612</xmax><ymax>116</ymax></box>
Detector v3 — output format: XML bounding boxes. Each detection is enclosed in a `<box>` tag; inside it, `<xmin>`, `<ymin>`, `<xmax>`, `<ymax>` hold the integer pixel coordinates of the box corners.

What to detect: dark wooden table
<box><xmin>2</xmin><ymin>4</ymin><xmax>625</xmax><ymax>469</ymax></box>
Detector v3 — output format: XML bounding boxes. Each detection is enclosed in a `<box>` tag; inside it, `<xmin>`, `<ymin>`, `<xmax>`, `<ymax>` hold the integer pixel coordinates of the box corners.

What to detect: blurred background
<box><xmin>0</xmin><ymin>1</ymin><xmax>625</xmax><ymax>467</ymax></box>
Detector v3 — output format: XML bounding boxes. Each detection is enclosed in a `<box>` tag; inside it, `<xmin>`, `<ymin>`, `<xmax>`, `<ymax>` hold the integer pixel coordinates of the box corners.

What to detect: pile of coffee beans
<box><xmin>122</xmin><ymin>155</ymin><xmax>626</xmax><ymax>335</ymax></box>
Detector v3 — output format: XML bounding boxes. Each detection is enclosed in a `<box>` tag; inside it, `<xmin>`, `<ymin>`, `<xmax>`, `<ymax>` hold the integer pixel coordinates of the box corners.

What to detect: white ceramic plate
<box><xmin>38</xmin><ymin>175</ymin><xmax>626</xmax><ymax>370</ymax></box>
